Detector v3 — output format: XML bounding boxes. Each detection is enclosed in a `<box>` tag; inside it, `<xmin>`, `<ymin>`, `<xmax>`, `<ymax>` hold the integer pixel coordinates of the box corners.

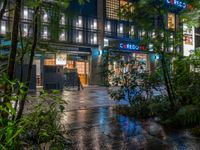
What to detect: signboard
<box><xmin>56</xmin><ymin>53</ymin><xmax>67</xmax><ymax>65</ymax></box>
<box><xmin>166</xmin><ymin>0</ymin><xmax>187</xmax><ymax>9</ymax></box>
<box><xmin>183</xmin><ymin>24</ymin><xmax>195</xmax><ymax>56</ymax></box>
<box><xmin>119</xmin><ymin>42</ymin><xmax>146</xmax><ymax>51</ymax></box>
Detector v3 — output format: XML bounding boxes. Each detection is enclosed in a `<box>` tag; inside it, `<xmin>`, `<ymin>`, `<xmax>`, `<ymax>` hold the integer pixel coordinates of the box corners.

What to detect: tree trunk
<box><xmin>16</xmin><ymin>7</ymin><xmax>39</xmax><ymax>120</ymax></box>
<box><xmin>161</xmin><ymin>52</ymin><xmax>175</xmax><ymax>110</ymax></box>
<box><xmin>6</xmin><ymin>0</ymin><xmax>21</xmax><ymax>81</ymax></box>
<box><xmin>0</xmin><ymin>0</ymin><xmax>8</xmax><ymax>21</ymax></box>
<box><xmin>2</xmin><ymin>0</ymin><xmax>21</xmax><ymax>118</ymax></box>
<box><xmin>14</xmin><ymin>23</ymin><xmax>25</xmax><ymax>112</ymax></box>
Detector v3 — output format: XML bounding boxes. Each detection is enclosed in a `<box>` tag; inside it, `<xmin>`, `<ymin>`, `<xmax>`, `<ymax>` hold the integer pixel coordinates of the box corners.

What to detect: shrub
<box><xmin>174</xmin><ymin>105</ymin><xmax>200</xmax><ymax>127</ymax></box>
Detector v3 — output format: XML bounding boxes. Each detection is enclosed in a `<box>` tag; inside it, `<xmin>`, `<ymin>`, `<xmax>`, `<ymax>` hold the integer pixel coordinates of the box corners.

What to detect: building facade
<box><xmin>0</xmin><ymin>0</ymin><xmax>194</xmax><ymax>88</ymax></box>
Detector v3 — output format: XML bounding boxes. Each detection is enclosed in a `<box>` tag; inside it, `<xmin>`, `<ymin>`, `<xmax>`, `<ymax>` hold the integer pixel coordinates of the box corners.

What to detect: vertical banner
<box><xmin>183</xmin><ymin>24</ymin><xmax>195</xmax><ymax>56</ymax></box>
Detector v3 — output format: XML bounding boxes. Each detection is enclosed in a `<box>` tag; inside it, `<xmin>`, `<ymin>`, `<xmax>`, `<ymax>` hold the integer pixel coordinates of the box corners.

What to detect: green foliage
<box><xmin>148</xmin><ymin>97</ymin><xmax>172</xmax><ymax>120</ymax></box>
<box><xmin>191</xmin><ymin>126</ymin><xmax>200</xmax><ymax>137</ymax></box>
<box><xmin>21</xmin><ymin>90</ymin><xmax>70</xmax><ymax>149</ymax></box>
<box><xmin>0</xmin><ymin>75</ymin><xmax>70</xmax><ymax>149</ymax></box>
<box><xmin>174</xmin><ymin>105</ymin><xmax>200</xmax><ymax>127</ymax></box>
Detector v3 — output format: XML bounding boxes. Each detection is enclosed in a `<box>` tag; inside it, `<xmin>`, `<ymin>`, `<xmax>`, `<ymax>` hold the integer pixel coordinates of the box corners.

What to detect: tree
<box><xmin>17</xmin><ymin>4</ymin><xmax>40</xmax><ymax>120</ymax></box>
<box><xmin>119</xmin><ymin>0</ymin><xmax>200</xmax><ymax>110</ymax></box>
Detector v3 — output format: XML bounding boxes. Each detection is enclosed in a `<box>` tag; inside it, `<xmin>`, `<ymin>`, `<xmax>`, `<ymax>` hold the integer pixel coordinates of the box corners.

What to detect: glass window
<box><xmin>149</xmin><ymin>43</ymin><xmax>153</xmax><ymax>52</ymax></box>
<box><xmin>117</xmin><ymin>23</ymin><xmax>124</xmax><ymax>36</ymax></box>
<box><xmin>168</xmin><ymin>45</ymin><xmax>174</xmax><ymax>52</ymax></box>
<box><xmin>88</xmin><ymin>33</ymin><xmax>97</xmax><ymax>44</ymax></box>
<box><xmin>42</xmin><ymin>26</ymin><xmax>48</xmax><ymax>39</ymax></box>
<box><xmin>23</xmin><ymin>7</ymin><xmax>29</xmax><ymax>19</ymax></box>
<box><xmin>129</xmin><ymin>25</ymin><xmax>134</xmax><ymax>37</ymax></box>
<box><xmin>89</xmin><ymin>18</ymin><xmax>97</xmax><ymax>30</ymax></box>
<box><xmin>60</xmin><ymin>13</ymin><xmax>65</xmax><ymax>25</ymax></box>
<box><xmin>138</xmin><ymin>29</ymin><xmax>145</xmax><ymax>37</ymax></box>
<box><xmin>73</xmin><ymin>16</ymin><xmax>83</xmax><ymax>28</ymax></box>
<box><xmin>42</xmin><ymin>10</ymin><xmax>48</xmax><ymax>22</ymax></box>
<box><xmin>0</xmin><ymin>21</ymin><xmax>6</xmax><ymax>34</ymax></box>
<box><xmin>105</xmin><ymin>21</ymin><xmax>111</xmax><ymax>32</ymax></box>
<box><xmin>44</xmin><ymin>53</ymin><xmax>55</xmax><ymax>66</ymax></box>
<box><xmin>106</xmin><ymin>0</ymin><xmax>119</xmax><ymax>20</ymax></box>
<box><xmin>23</xmin><ymin>24</ymin><xmax>28</xmax><ymax>36</ymax></box>
<box><xmin>59</xmin><ymin>29</ymin><xmax>66</xmax><ymax>41</ymax></box>
<box><xmin>73</xmin><ymin>30</ymin><xmax>83</xmax><ymax>43</ymax></box>
<box><xmin>104</xmin><ymin>38</ymin><xmax>109</xmax><ymax>47</ymax></box>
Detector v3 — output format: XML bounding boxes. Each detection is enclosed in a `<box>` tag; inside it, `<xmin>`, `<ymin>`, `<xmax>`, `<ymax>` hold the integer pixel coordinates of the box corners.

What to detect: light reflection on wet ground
<box><xmin>62</xmin><ymin>107</ymin><xmax>200</xmax><ymax>150</ymax></box>
<box><xmin>60</xmin><ymin>87</ymin><xmax>200</xmax><ymax>150</ymax></box>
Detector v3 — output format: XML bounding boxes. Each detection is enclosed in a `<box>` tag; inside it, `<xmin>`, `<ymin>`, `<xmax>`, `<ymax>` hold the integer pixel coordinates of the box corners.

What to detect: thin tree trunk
<box><xmin>2</xmin><ymin>0</ymin><xmax>21</xmax><ymax>118</ymax></box>
<box><xmin>14</xmin><ymin>24</ymin><xmax>24</xmax><ymax>112</ymax></box>
<box><xmin>6</xmin><ymin>0</ymin><xmax>21</xmax><ymax>81</ymax></box>
<box><xmin>161</xmin><ymin>52</ymin><xmax>175</xmax><ymax>110</ymax></box>
<box><xmin>16</xmin><ymin>7</ymin><xmax>39</xmax><ymax>120</ymax></box>
<box><xmin>0</xmin><ymin>0</ymin><xmax>8</xmax><ymax>21</ymax></box>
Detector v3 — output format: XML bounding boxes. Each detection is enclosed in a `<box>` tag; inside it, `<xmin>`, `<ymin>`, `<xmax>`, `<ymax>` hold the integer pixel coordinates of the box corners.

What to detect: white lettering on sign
<box><xmin>166</xmin><ymin>0</ymin><xmax>187</xmax><ymax>9</ymax></box>
<box><xmin>119</xmin><ymin>43</ymin><xmax>140</xmax><ymax>50</ymax></box>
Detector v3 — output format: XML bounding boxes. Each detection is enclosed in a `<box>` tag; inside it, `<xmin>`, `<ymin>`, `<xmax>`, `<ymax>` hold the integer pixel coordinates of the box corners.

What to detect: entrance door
<box><xmin>75</xmin><ymin>61</ymin><xmax>89</xmax><ymax>85</ymax></box>
<box><xmin>64</xmin><ymin>55</ymin><xmax>89</xmax><ymax>86</ymax></box>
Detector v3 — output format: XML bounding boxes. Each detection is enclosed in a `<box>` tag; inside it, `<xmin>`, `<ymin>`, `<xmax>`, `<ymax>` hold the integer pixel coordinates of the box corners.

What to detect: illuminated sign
<box><xmin>56</xmin><ymin>53</ymin><xmax>67</xmax><ymax>65</ymax></box>
<box><xmin>166</xmin><ymin>0</ymin><xmax>187</xmax><ymax>9</ymax></box>
<box><xmin>183</xmin><ymin>24</ymin><xmax>195</xmax><ymax>56</ymax></box>
<box><xmin>119</xmin><ymin>43</ymin><xmax>146</xmax><ymax>51</ymax></box>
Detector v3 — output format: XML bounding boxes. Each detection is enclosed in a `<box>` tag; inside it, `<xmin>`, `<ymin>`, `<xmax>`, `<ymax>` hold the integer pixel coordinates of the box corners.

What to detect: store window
<box><xmin>44</xmin><ymin>54</ymin><xmax>55</xmax><ymax>66</ymax></box>
<box><xmin>168</xmin><ymin>13</ymin><xmax>175</xmax><ymax>30</ymax></box>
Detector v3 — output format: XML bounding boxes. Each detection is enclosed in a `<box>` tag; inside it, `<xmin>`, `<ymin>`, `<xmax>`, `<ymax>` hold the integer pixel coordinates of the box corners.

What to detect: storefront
<box><xmin>33</xmin><ymin>47</ymin><xmax>91</xmax><ymax>88</ymax></box>
<box><xmin>107</xmin><ymin>40</ymin><xmax>151</xmax><ymax>73</ymax></box>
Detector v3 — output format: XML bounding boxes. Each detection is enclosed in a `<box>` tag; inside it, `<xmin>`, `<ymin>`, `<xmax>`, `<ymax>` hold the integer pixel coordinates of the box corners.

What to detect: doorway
<box><xmin>64</xmin><ymin>54</ymin><xmax>89</xmax><ymax>86</ymax></box>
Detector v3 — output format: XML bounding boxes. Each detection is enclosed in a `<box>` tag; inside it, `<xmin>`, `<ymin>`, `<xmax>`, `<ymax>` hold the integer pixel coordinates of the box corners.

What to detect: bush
<box><xmin>148</xmin><ymin>97</ymin><xmax>172</xmax><ymax>120</ymax></box>
<box><xmin>174</xmin><ymin>105</ymin><xmax>200</xmax><ymax>127</ymax></box>
<box><xmin>191</xmin><ymin>126</ymin><xmax>200</xmax><ymax>137</ymax></box>
<box><xmin>0</xmin><ymin>79</ymin><xmax>71</xmax><ymax>149</ymax></box>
